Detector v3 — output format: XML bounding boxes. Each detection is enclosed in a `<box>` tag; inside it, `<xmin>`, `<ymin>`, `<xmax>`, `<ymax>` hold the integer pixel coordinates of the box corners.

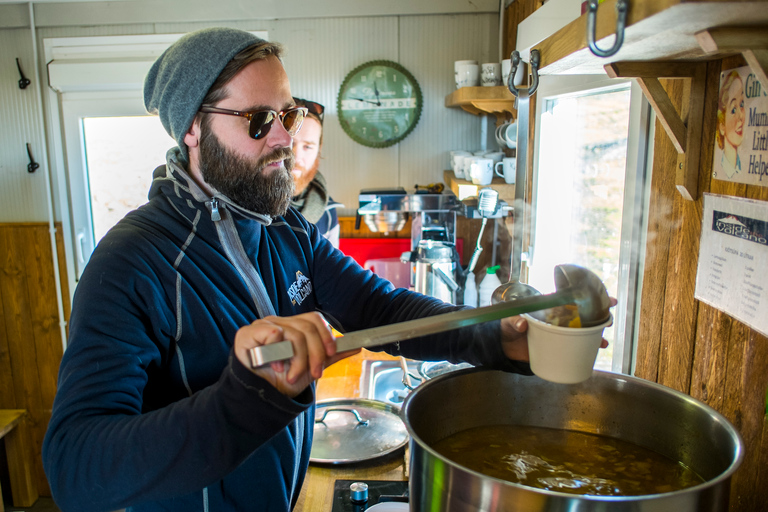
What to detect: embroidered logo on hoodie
<box><xmin>288</xmin><ymin>271</ymin><xmax>312</xmax><ymax>305</ymax></box>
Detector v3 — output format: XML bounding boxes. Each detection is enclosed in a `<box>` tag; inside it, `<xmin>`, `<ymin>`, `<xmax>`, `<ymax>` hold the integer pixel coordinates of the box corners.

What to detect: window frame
<box><xmin>528</xmin><ymin>74</ymin><xmax>653</xmax><ymax>374</ymax></box>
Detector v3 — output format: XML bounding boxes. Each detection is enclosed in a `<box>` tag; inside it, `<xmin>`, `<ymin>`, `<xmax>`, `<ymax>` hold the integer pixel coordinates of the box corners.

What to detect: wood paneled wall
<box><xmin>0</xmin><ymin>223</ymin><xmax>68</xmax><ymax>496</ymax></box>
<box><xmin>636</xmin><ymin>56</ymin><xmax>768</xmax><ymax>510</ymax></box>
<box><xmin>504</xmin><ymin>1</ymin><xmax>767</xmax><ymax>507</ymax></box>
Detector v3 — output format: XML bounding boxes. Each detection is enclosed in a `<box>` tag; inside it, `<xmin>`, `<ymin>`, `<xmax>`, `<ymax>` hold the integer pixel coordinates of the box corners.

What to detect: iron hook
<box><xmin>586</xmin><ymin>0</ymin><xmax>628</xmax><ymax>58</ymax></box>
<box><xmin>16</xmin><ymin>58</ymin><xmax>31</xmax><ymax>89</ymax></box>
<box><xmin>507</xmin><ymin>50</ymin><xmax>540</xmax><ymax>98</ymax></box>
<box><xmin>26</xmin><ymin>143</ymin><xmax>39</xmax><ymax>173</ymax></box>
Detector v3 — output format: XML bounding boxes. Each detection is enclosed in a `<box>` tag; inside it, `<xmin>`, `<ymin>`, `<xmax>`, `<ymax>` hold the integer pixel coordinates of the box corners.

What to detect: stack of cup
<box><xmin>454</xmin><ymin>60</ymin><xmax>479</xmax><ymax>89</ymax></box>
<box><xmin>450</xmin><ymin>151</ymin><xmax>472</xmax><ymax>179</ymax></box>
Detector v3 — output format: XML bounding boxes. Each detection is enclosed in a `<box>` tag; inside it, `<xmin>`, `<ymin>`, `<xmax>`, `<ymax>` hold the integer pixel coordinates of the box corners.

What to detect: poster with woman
<box><xmin>712</xmin><ymin>66</ymin><xmax>768</xmax><ymax>186</ymax></box>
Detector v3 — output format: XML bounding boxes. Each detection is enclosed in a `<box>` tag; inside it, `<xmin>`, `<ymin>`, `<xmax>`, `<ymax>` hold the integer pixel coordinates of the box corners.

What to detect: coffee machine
<box><xmin>357</xmin><ymin>186</ymin><xmax>510</xmax><ymax>303</ymax></box>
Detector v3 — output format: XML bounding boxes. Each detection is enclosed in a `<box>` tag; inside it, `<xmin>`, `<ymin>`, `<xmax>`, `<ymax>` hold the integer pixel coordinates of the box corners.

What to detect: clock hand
<box><xmin>373</xmin><ymin>82</ymin><xmax>382</xmax><ymax>106</ymax></box>
<box><xmin>350</xmin><ymin>97</ymin><xmax>381</xmax><ymax>106</ymax></box>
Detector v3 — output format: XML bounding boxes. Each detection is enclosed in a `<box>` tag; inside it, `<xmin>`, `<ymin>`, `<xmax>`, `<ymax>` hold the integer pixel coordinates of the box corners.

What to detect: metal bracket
<box><xmin>507</xmin><ymin>50</ymin><xmax>540</xmax><ymax>98</ymax></box>
<box><xmin>587</xmin><ymin>0</ymin><xmax>628</xmax><ymax>58</ymax></box>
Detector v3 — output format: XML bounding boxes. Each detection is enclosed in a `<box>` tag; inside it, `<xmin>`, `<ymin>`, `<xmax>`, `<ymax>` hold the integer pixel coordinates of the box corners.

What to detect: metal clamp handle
<box><xmin>507</xmin><ymin>50</ymin><xmax>540</xmax><ymax>97</ymax></box>
<box><xmin>315</xmin><ymin>408</ymin><xmax>369</xmax><ymax>426</ymax></box>
<box><xmin>586</xmin><ymin>0</ymin><xmax>628</xmax><ymax>58</ymax></box>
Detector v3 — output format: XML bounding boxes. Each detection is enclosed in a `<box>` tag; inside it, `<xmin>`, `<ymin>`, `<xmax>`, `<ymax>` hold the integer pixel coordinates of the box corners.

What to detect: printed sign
<box><xmin>711</xmin><ymin>66</ymin><xmax>768</xmax><ymax>186</ymax></box>
<box><xmin>695</xmin><ymin>194</ymin><xmax>768</xmax><ymax>336</ymax></box>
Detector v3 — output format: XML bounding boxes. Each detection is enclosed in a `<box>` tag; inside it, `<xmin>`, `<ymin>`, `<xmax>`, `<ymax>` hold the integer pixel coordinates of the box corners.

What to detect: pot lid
<box><xmin>310</xmin><ymin>398</ymin><xmax>408</xmax><ymax>464</ymax></box>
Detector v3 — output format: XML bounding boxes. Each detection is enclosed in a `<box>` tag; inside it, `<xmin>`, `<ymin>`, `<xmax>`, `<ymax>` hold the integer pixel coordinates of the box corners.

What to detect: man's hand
<box><xmin>233</xmin><ymin>313</ymin><xmax>360</xmax><ymax>397</ymax></box>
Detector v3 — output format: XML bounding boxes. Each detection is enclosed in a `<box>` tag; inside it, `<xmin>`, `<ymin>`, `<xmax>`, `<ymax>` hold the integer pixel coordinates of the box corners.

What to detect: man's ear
<box><xmin>184</xmin><ymin>116</ymin><xmax>201</xmax><ymax>149</ymax></box>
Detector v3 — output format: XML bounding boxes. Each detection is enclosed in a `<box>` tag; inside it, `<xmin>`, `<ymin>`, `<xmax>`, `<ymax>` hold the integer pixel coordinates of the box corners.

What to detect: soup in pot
<box><xmin>431</xmin><ymin>424</ymin><xmax>704</xmax><ymax>496</ymax></box>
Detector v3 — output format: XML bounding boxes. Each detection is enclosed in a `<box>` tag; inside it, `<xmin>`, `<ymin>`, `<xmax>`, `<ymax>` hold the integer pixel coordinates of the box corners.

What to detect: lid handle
<box><xmin>315</xmin><ymin>408</ymin><xmax>369</xmax><ymax>426</ymax></box>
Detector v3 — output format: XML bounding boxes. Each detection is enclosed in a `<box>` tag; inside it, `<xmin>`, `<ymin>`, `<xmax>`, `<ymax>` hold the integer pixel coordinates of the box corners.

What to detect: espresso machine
<box><xmin>356</xmin><ymin>186</ymin><xmax>510</xmax><ymax>303</ymax></box>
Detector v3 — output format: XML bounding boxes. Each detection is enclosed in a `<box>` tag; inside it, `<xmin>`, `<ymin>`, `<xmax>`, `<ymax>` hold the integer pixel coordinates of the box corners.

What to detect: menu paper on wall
<box><xmin>711</xmin><ymin>65</ymin><xmax>768</xmax><ymax>186</ymax></box>
<box><xmin>695</xmin><ymin>193</ymin><xmax>768</xmax><ymax>336</ymax></box>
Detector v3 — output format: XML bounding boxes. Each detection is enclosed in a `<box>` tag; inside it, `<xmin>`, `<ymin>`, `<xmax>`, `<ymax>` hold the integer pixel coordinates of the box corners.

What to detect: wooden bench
<box><xmin>0</xmin><ymin>410</ymin><xmax>38</xmax><ymax>512</ymax></box>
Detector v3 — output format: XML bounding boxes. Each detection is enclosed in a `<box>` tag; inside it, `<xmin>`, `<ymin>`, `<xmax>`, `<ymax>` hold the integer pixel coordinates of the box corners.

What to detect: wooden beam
<box><xmin>677</xmin><ymin>64</ymin><xmax>706</xmax><ymax>202</ymax></box>
<box><xmin>696</xmin><ymin>27</ymin><xmax>768</xmax><ymax>88</ymax></box>
<box><xmin>606</xmin><ymin>60</ymin><xmax>708</xmax><ymax>200</ymax></box>
<box><xmin>636</xmin><ymin>77</ymin><xmax>687</xmax><ymax>153</ymax></box>
<box><xmin>695</xmin><ymin>27</ymin><xmax>768</xmax><ymax>54</ymax></box>
<box><xmin>605</xmin><ymin>61</ymin><xmax>701</xmax><ymax>79</ymax></box>
<box><xmin>743</xmin><ymin>48</ymin><xmax>768</xmax><ymax>90</ymax></box>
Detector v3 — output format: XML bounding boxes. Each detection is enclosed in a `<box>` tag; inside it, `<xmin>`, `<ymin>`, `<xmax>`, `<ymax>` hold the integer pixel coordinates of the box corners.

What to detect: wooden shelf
<box><xmin>531</xmin><ymin>0</ymin><xmax>768</xmax><ymax>76</ymax></box>
<box><xmin>444</xmin><ymin>86</ymin><xmax>517</xmax><ymax>116</ymax></box>
<box><xmin>443</xmin><ymin>170</ymin><xmax>516</xmax><ymax>206</ymax></box>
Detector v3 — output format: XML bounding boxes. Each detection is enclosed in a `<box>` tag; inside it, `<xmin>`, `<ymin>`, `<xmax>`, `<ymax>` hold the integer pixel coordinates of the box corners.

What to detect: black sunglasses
<box><xmin>198</xmin><ymin>105</ymin><xmax>308</xmax><ymax>140</ymax></box>
<box><xmin>292</xmin><ymin>98</ymin><xmax>325</xmax><ymax>123</ymax></box>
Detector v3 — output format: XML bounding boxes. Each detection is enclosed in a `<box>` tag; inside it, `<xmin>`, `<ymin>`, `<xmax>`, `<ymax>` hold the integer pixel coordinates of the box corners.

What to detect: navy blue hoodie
<box><xmin>43</xmin><ymin>149</ymin><xmax>530</xmax><ymax>512</ymax></box>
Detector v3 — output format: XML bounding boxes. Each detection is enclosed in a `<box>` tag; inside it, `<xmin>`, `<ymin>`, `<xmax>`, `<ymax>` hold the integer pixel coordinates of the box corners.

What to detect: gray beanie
<box><xmin>144</xmin><ymin>27</ymin><xmax>266</xmax><ymax>161</ymax></box>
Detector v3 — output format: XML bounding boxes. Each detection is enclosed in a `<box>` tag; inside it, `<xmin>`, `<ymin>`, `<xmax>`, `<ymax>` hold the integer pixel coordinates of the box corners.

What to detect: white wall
<box><xmin>2</xmin><ymin>0</ymin><xmax>502</xmax><ymax>220</ymax></box>
<box><xmin>0</xmin><ymin>1</ymin><xmax>503</xmax><ymax>294</ymax></box>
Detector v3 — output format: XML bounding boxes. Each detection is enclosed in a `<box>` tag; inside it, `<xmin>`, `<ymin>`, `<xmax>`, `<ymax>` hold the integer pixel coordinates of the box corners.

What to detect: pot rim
<box><xmin>401</xmin><ymin>367</ymin><xmax>745</xmax><ymax>502</ymax></box>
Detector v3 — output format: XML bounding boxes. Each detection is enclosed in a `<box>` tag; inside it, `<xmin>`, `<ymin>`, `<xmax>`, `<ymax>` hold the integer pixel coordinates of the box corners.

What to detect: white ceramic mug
<box><xmin>503</xmin><ymin>122</ymin><xmax>518</xmax><ymax>148</ymax></box>
<box><xmin>469</xmin><ymin>158</ymin><xmax>494</xmax><ymax>185</ymax></box>
<box><xmin>454</xmin><ymin>60</ymin><xmax>478</xmax><ymax>89</ymax></box>
<box><xmin>481</xmin><ymin>63</ymin><xmax>502</xmax><ymax>86</ymax></box>
<box><xmin>495</xmin><ymin>157</ymin><xmax>516</xmax><ymax>184</ymax></box>
<box><xmin>451</xmin><ymin>151</ymin><xmax>472</xmax><ymax>179</ymax></box>
<box><xmin>501</xmin><ymin>59</ymin><xmax>512</xmax><ymax>87</ymax></box>
<box><xmin>495</xmin><ymin>121</ymin><xmax>511</xmax><ymax>148</ymax></box>
<box><xmin>463</xmin><ymin>156</ymin><xmax>480</xmax><ymax>181</ymax></box>
<box><xmin>456</xmin><ymin>63</ymin><xmax>480</xmax><ymax>88</ymax></box>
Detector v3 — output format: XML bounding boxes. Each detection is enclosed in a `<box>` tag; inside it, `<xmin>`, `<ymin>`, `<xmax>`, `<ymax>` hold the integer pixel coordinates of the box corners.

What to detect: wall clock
<box><xmin>337</xmin><ymin>60</ymin><xmax>423</xmax><ymax>148</ymax></box>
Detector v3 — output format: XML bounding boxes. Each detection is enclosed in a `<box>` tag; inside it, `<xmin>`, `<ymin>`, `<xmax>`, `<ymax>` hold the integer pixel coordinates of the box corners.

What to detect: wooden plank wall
<box><xmin>636</xmin><ymin>55</ymin><xmax>768</xmax><ymax>510</ymax></box>
<box><xmin>0</xmin><ymin>223</ymin><xmax>69</xmax><ymax>497</ymax></box>
<box><xmin>504</xmin><ymin>1</ymin><xmax>767</xmax><ymax>507</ymax></box>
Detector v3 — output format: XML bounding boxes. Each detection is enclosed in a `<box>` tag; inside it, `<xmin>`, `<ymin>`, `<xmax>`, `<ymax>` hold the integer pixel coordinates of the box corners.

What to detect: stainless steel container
<box><xmin>411</xmin><ymin>240</ymin><xmax>459</xmax><ymax>304</ymax></box>
<box><xmin>402</xmin><ymin>368</ymin><xmax>743</xmax><ymax>512</ymax></box>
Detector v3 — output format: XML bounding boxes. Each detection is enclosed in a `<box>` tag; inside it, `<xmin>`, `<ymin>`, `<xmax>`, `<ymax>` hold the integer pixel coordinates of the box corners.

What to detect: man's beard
<box><xmin>198</xmin><ymin>129</ymin><xmax>295</xmax><ymax>217</ymax></box>
<box><xmin>293</xmin><ymin>156</ymin><xmax>320</xmax><ymax>197</ymax></box>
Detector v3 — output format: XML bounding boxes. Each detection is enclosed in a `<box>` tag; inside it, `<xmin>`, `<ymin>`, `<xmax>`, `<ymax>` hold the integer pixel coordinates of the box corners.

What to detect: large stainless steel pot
<box><xmin>401</xmin><ymin>368</ymin><xmax>743</xmax><ymax>512</ymax></box>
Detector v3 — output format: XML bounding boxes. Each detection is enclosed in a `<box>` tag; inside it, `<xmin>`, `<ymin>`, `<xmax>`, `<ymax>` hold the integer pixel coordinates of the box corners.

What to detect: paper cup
<box><xmin>523</xmin><ymin>313</ymin><xmax>612</xmax><ymax>384</ymax></box>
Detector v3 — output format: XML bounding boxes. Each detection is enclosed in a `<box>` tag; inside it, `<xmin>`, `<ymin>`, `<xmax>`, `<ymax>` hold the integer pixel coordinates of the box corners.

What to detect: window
<box><xmin>528</xmin><ymin>75</ymin><xmax>652</xmax><ymax>374</ymax></box>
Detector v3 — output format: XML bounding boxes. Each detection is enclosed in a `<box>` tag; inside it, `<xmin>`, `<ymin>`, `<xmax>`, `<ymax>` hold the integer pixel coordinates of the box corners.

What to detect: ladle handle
<box><xmin>249</xmin><ymin>289</ymin><xmax>577</xmax><ymax>367</ymax></box>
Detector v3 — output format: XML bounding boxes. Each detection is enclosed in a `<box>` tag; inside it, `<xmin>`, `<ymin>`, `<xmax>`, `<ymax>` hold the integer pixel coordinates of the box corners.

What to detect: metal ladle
<box><xmin>249</xmin><ymin>264</ymin><xmax>612</xmax><ymax>367</ymax></box>
<box><xmin>491</xmin><ymin>264</ymin><xmax>611</xmax><ymax>327</ymax></box>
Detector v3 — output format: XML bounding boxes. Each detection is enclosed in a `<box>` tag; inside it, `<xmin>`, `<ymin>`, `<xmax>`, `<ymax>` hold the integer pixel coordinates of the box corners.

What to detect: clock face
<box><xmin>337</xmin><ymin>60</ymin><xmax>422</xmax><ymax>148</ymax></box>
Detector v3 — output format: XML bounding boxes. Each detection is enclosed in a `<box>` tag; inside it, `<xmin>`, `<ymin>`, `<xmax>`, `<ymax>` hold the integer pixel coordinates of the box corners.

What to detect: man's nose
<box><xmin>266</xmin><ymin>118</ymin><xmax>293</xmax><ymax>148</ymax></box>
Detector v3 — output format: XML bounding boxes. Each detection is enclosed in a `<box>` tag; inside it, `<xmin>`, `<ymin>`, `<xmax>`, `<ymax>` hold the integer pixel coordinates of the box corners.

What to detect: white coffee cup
<box><xmin>495</xmin><ymin>157</ymin><xmax>516</xmax><ymax>184</ymax></box>
<box><xmin>481</xmin><ymin>63</ymin><xmax>502</xmax><ymax>87</ymax></box>
<box><xmin>456</xmin><ymin>63</ymin><xmax>480</xmax><ymax>88</ymax></box>
<box><xmin>501</xmin><ymin>59</ymin><xmax>512</xmax><ymax>87</ymax></box>
<box><xmin>495</xmin><ymin>121</ymin><xmax>511</xmax><ymax>148</ymax></box>
<box><xmin>469</xmin><ymin>157</ymin><xmax>494</xmax><ymax>185</ymax></box>
<box><xmin>503</xmin><ymin>122</ymin><xmax>518</xmax><ymax>148</ymax></box>
<box><xmin>463</xmin><ymin>155</ymin><xmax>480</xmax><ymax>180</ymax></box>
<box><xmin>454</xmin><ymin>60</ymin><xmax>478</xmax><ymax>88</ymax></box>
<box><xmin>451</xmin><ymin>151</ymin><xmax>472</xmax><ymax>179</ymax></box>
<box><xmin>523</xmin><ymin>313</ymin><xmax>612</xmax><ymax>384</ymax></box>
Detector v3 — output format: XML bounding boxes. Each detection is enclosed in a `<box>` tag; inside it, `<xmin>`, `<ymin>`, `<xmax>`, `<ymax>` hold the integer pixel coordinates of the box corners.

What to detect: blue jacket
<box><xmin>43</xmin><ymin>149</ymin><xmax>529</xmax><ymax>512</ymax></box>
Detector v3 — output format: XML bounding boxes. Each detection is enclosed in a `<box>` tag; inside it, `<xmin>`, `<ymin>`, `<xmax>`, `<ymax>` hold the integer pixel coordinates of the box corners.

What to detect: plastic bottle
<box><xmin>463</xmin><ymin>272</ymin><xmax>478</xmax><ymax>307</ymax></box>
<box><xmin>478</xmin><ymin>265</ymin><xmax>502</xmax><ymax>307</ymax></box>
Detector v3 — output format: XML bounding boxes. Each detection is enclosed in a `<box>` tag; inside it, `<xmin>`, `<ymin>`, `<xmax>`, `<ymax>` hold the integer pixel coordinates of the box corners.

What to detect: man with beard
<box><xmin>41</xmin><ymin>27</ymin><xmax>580</xmax><ymax>512</ymax></box>
<box><xmin>290</xmin><ymin>97</ymin><xmax>342</xmax><ymax>247</ymax></box>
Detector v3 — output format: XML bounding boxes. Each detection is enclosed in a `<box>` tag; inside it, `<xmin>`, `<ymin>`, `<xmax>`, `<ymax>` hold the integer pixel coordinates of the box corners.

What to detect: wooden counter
<box><xmin>293</xmin><ymin>350</ymin><xmax>408</xmax><ymax>511</ymax></box>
